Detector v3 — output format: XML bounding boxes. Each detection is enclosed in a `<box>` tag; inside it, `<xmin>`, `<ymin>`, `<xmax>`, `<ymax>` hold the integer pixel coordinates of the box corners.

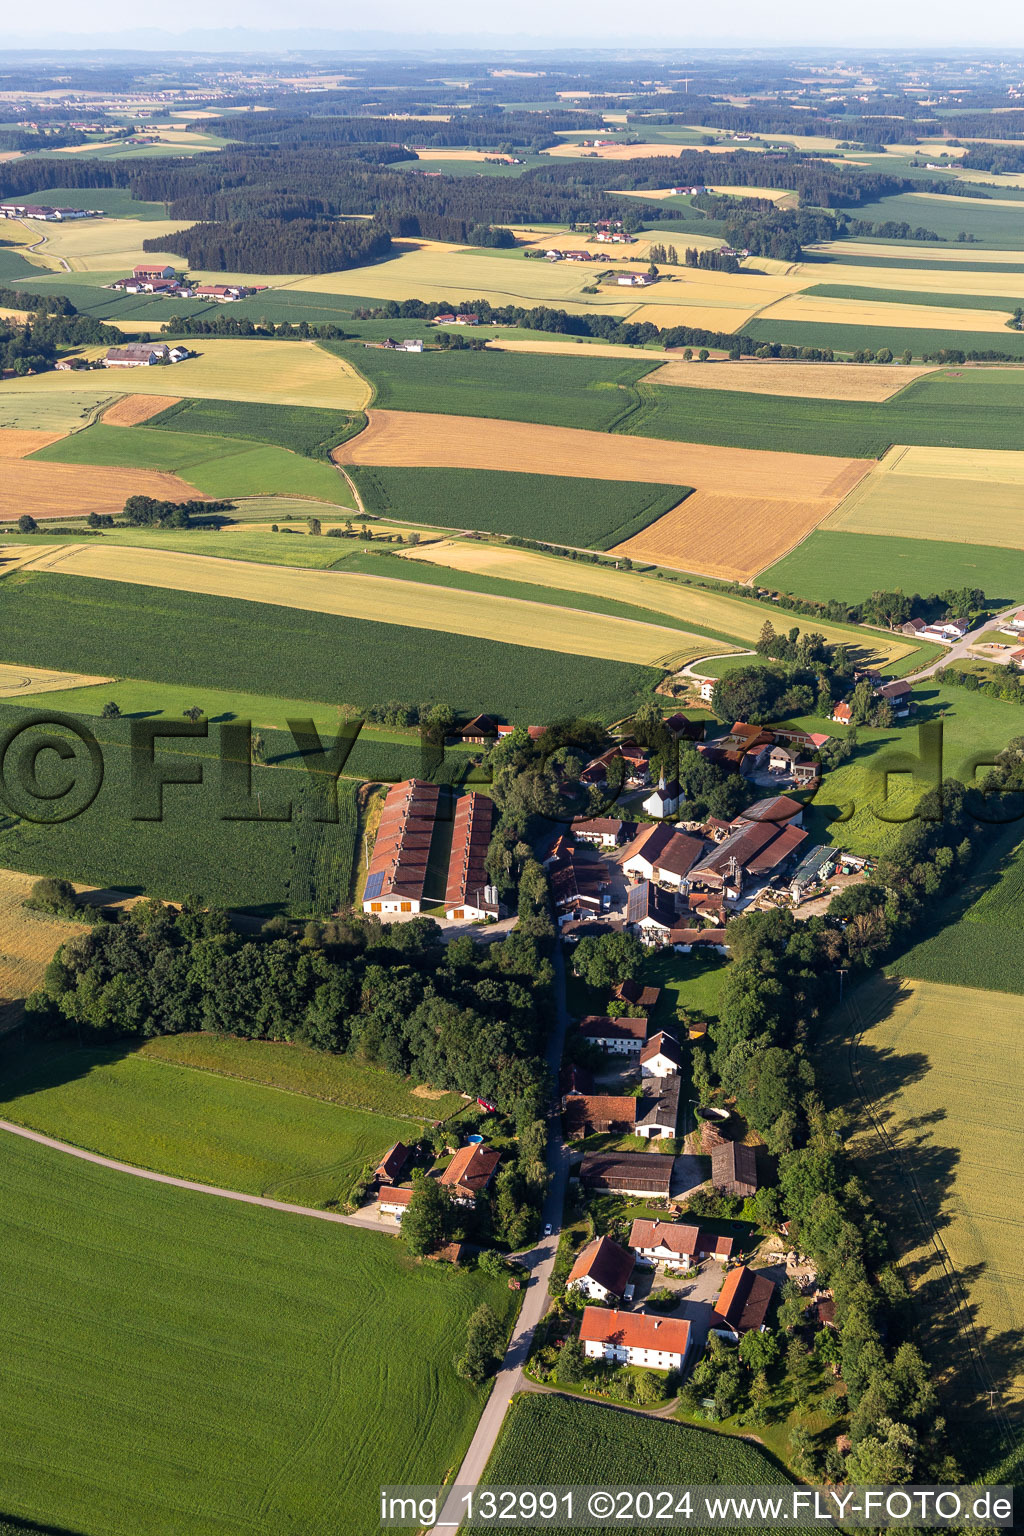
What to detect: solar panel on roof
<box><xmin>626</xmin><ymin>883</ymin><xmax>648</xmax><ymax>923</ymax></box>
<box><xmin>364</xmin><ymin>870</ymin><xmax>385</xmax><ymax>901</ymax></box>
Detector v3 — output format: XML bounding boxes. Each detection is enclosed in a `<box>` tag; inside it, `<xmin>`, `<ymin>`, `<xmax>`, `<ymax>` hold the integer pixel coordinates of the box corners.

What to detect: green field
<box><xmin>484</xmin><ymin>1395</ymin><xmax>806</xmax><ymax>1536</ymax></box>
<box><xmin>0</xmin><ymin>572</ymin><xmax>658</xmax><ymax>722</ymax></box>
<box><xmin>816</xmin><ymin>251</ymin><xmax>1024</xmax><ymax>274</ymax></box>
<box><xmin>0</xmin><ymin>1038</ymin><xmax>421</xmax><ymax>1203</ymax></box>
<box><xmin>138</xmin><ymin>1033</ymin><xmax>465</xmax><ymax>1120</ymax></box>
<box><xmin>329</xmin><ymin>343</ymin><xmax>660</xmax><ymax>430</ymax></box>
<box><xmin>145</xmin><ymin>398</ymin><xmax>364</xmax><ymax>458</ymax></box>
<box><xmin>761</xmin><ymin>530</ymin><xmax>1024</xmax><ymax>606</ymax></box>
<box><xmin>17</xmin><ymin>186</ymin><xmax>171</xmax><ymax>220</ymax></box>
<box><xmin>809</xmin><ymin>681</ymin><xmax>1024</xmax><ymax>857</ymax></box>
<box><xmin>747</xmin><ymin>318</ymin><xmax>1024</xmax><ymax>360</ymax></box>
<box><xmin>0</xmin><ymin>1129</ymin><xmax>513</xmax><ymax>1536</ymax></box>
<box><xmin>350</xmin><ymin>465</ymin><xmax>691</xmax><ymax>548</ymax></box>
<box><xmin>31</xmin><ymin>422</ymin><xmax>357</xmax><ymax>505</ymax></box>
<box><xmin>838</xmin><ymin>191</ymin><xmax>1024</xmax><ymax>247</ymax></box>
<box><xmin>0</xmin><ymin>700</ymin><xmax>361</xmax><ymax>911</ymax></box>
<box><xmin>803</xmin><ymin>283</ymin><xmax>1022</xmax><ymax>313</ymax></box>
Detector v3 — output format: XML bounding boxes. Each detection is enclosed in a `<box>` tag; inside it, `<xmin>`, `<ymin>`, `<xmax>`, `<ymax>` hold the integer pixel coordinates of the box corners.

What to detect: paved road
<box><xmin>0</xmin><ymin>1119</ymin><xmax>402</xmax><ymax>1234</ymax></box>
<box><xmin>429</xmin><ymin>945</ymin><xmax>573</xmax><ymax>1531</ymax></box>
<box><xmin>898</xmin><ymin>603</ymin><xmax>1022</xmax><ymax>682</ymax></box>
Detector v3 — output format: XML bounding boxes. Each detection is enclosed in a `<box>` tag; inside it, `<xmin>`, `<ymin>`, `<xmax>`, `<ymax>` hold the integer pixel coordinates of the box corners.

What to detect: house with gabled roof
<box><xmin>711</xmin><ymin>1140</ymin><xmax>758</xmax><ymax>1198</ymax></box>
<box><xmin>578</xmin><ymin>1015</ymin><xmax>648</xmax><ymax>1054</ymax></box>
<box><xmin>640</xmin><ymin>1031</ymin><xmax>683</xmax><ymax>1078</ymax></box>
<box><xmin>629</xmin><ymin>1219</ymin><xmax>735</xmax><ymax>1268</ymax></box>
<box><xmin>375</xmin><ymin>1142</ymin><xmax>410</xmax><ymax>1186</ymax></box>
<box><xmin>712</xmin><ymin>1265</ymin><xmax>776</xmax><ymax>1338</ymax></box>
<box><xmin>579</xmin><ymin>1307</ymin><xmax>690</xmax><ymax>1370</ymax></box>
<box><xmin>566</xmin><ymin>1235</ymin><xmax>635</xmax><ymax>1302</ymax></box>
<box><xmin>439</xmin><ymin>1142</ymin><xmax>501</xmax><ymax>1203</ymax></box>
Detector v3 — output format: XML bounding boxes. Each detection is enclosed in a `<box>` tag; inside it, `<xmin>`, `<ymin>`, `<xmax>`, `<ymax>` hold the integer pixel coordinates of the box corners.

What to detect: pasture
<box><xmin>397</xmin><ymin>541</ymin><xmax>916</xmax><ymax>665</ymax></box>
<box><xmin>0</xmin><ymin>385</ymin><xmax>119</xmax><ymax>432</ymax></box>
<box><xmin>0</xmin><ymin>572</ymin><xmax>659</xmax><ymax>721</ymax></box>
<box><xmin>0</xmin><ymin>1130</ymin><xmax>513</xmax><ymax>1536</ymax></box>
<box><xmin>0</xmin><ymin>1038</ymin><xmax>419</xmax><ymax>1202</ymax></box>
<box><xmin>762</xmin><ymin>531</ymin><xmax>1024</xmax><ymax>607</ymax></box>
<box><xmin>825</xmin><ymin>444</ymin><xmax>1024</xmax><ymax>551</ymax></box>
<box><xmin>30</xmin><ymin>423</ymin><xmax>356</xmax><ymax>506</ymax></box>
<box><xmin>14</xmin><ymin>339</ymin><xmax>370</xmax><ymax>410</ymax></box>
<box><xmin>844</xmin><ymin>977</ymin><xmax>1024</xmax><ymax>1410</ymax></box>
<box><xmin>138</xmin><ymin>1033</ymin><xmax>464</xmax><ymax>1121</ymax></box>
<box><xmin>144</xmin><ymin>397</ymin><xmax>364</xmax><ymax>458</ymax></box>
<box><xmin>349</xmin><ymin>465</ymin><xmax>691</xmax><ymax>549</ymax></box>
<box><xmin>836</xmin><ymin>190</ymin><xmax>1024</xmax><ymax>246</ymax></box>
<box><xmin>21</xmin><ymin>542</ymin><xmax>704</xmax><ymax>668</ymax></box>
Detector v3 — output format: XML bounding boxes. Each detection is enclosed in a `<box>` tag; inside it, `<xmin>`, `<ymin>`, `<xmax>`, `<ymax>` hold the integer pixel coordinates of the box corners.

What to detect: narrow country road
<box><xmin>897</xmin><ymin>602</ymin><xmax>1023</xmax><ymax>682</ymax></box>
<box><xmin>0</xmin><ymin>1119</ymin><xmax>401</xmax><ymax>1234</ymax></box>
<box><xmin>428</xmin><ymin>945</ymin><xmax>573</xmax><ymax>1532</ymax></box>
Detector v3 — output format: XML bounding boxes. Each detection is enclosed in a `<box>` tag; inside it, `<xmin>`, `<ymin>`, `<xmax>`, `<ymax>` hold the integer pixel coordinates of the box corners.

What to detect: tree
<box><xmin>557</xmin><ymin>1337</ymin><xmax>586</xmax><ymax>1382</ymax></box>
<box><xmin>739</xmin><ymin>1328</ymin><xmax>780</xmax><ymax>1374</ymax></box>
<box><xmin>778</xmin><ymin>1280</ymin><xmax>805</xmax><ymax>1333</ymax></box>
<box><xmin>17</xmin><ymin>513</ymin><xmax>37</xmax><ymax>533</ymax></box>
<box><xmin>477</xmin><ymin>1248</ymin><xmax>509</xmax><ymax>1279</ymax></box>
<box><xmin>251</xmin><ymin>731</ymin><xmax>267</xmax><ymax>766</ymax></box>
<box><xmin>698</xmin><ymin>348</ymin><xmax>710</xmax><ymax>362</ymax></box>
<box><xmin>572</xmin><ymin>930</ymin><xmax>644</xmax><ymax>989</ymax></box>
<box><xmin>402</xmin><ymin>1173</ymin><xmax>452</xmax><ymax>1257</ymax></box>
<box><xmin>456</xmin><ymin>1304</ymin><xmax>505</xmax><ymax>1384</ymax></box>
<box><xmin>785</xmin><ymin>1335</ymin><xmax>815</xmax><ymax>1403</ymax></box>
<box><xmin>101</xmin><ymin>701</ymin><xmax>121</xmax><ymax>719</ymax></box>
<box><xmin>632</xmin><ymin>1369</ymin><xmax>664</xmax><ymax>1406</ymax></box>
<box><xmin>307</xmin><ymin>516</ymin><xmax>322</xmax><ymax>535</ymax></box>
<box><xmin>787</xmin><ymin>1423</ymin><xmax>819</xmax><ymax>1481</ymax></box>
<box><xmin>183</xmin><ymin>705</ymin><xmax>205</xmax><ymax>724</ymax></box>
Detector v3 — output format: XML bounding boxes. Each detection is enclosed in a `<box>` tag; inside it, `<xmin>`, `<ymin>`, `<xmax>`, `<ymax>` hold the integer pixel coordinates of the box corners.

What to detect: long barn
<box><xmin>578</xmin><ymin>1151</ymin><xmax>674</xmax><ymax>1197</ymax></box>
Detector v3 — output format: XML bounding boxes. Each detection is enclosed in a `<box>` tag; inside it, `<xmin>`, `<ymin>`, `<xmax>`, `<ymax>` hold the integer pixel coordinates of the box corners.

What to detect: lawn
<box><xmin>138</xmin><ymin>1032</ymin><xmax>464</xmax><ymax>1121</ymax></box>
<box><xmin>328</xmin><ymin>342</ymin><xmax>659</xmax><ymax>430</ymax></box>
<box><xmin>31</xmin><ymin>423</ymin><xmax>357</xmax><ymax>506</ymax></box>
<box><xmin>349</xmin><ymin>465</ymin><xmax>691</xmax><ymax>549</ymax></box>
<box><xmin>641</xmin><ymin>947</ymin><xmax>732</xmax><ymax>1026</ymax></box>
<box><xmin>836</xmin><ymin>975</ymin><xmax>1024</xmax><ymax>1414</ymax></box>
<box><xmin>0</xmin><ymin>572</ymin><xmax>659</xmax><ymax>721</ymax></box>
<box><xmin>761</xmin><ymin>530</ymin><xmax>1024</xmax><ymax>607</ymax></box>
<box><xmin>0</xmin><ymin>1129</ymin><xmax>514</xmax><ymax>1536</ymax></box>
<box><xmin>484</xmin><ymin>1395</ymin><xmax>809</xmax><ymax>1535</ymax></box>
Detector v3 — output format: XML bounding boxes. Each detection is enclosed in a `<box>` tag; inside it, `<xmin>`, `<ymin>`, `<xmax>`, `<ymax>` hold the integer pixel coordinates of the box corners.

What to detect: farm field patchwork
<box><xmin>0</xmin><ymin>1037</ymin><xmax>421</xmax><ymax>1203</ymax></box>
<box><xmin>746</xmin><ymin>317</ymin><xmax>1024</xmax><ymax>359</ymax></box>
<box><xmin>0</xmin><ymin>870</ymin><xmax>99</xmax><ymax>1028</ymax></box>
<box><xmin>397</xmin><ymin>541</ymin><xmax>916</xmax><ymax>664</ymax></box>
<box><xmin>836</xmin><ymin>191</ymin><xmax>1024</xmax><ymax>246</ymax></box>
<box><xmin>349</xmin><ymin>465</ymin><xmax>692</xmax><ymax>548</ymax></box>
<box><xmin>762</xmin><ymin>530</ymin><xmax>1024</xmax><ymax>606</ymax></box>
<box><xmin>0</xmin><ymin>573</ymin><xmax>659</xmax><ymax>722</ymax></box>
<box><xmin>824</xmin><ymin>444</ymin><xmax>1024</xmax><ymax>551</ymax></box>
<box><xmin>143</xmin><ymin>397</ymin><xmax>364</xmax><ymax>457</ymax></box>
<box><xmin>754</xmin><ymin>291</ymin><xmax>1018</xmax><ymax>333</ymax></box>
<box><xmin>10</xmin><ymin>213</ymin><xmax>195</xmax><ymax>274</ymax></box>
<box><xmin>101</xmin><ymin>393</ymin><xmax>181</xmax><ymax>425</ymax></box>
<box><xmin>845</xmin><ymin>977</ymin><xmax>1024</xmax><ymax>1408</ymax></box>
<box><xmin>0</xmin><ymin>386</ymin><xmax>119</xmax><ymax>432</ymax></box>
<box><xmin>22</xmin><ymin>542</ymin><xmax>706</xmax><ymax>668</ymax></box>
<box><xmin>608</xmin><ymin>490</ymin><xmax>833</xmax><ymax>583</ymax></box>
<box><xmin>30</xmin><ymin>424</ymin><xmax>357</xmax><ymax>506</ymax></box>
<box><xmin>10</xmin><ymin>339</ymin><xmax>370</xmax><ymax>410</ymax></box>
<box><xmin>0</xmin><ymin>455</ymin><xmax>203</xmax><ymax>521</ymax></box>
<box><xmin>0</xmin><ymin>1130</ymin><xmax>513</xmax><ymax>1536</ymax></box>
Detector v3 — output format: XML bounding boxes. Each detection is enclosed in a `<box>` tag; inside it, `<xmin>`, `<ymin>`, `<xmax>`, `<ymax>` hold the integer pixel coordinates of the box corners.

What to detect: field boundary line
<box><xmin>0</xmin><ymin>1116</ymin><xmax>399</xmax><ymax>1232</ymax></box>
<box><xmin>136</xmin><ymin>1046</ymin><xmax>448</xmax><ymax>1124</ymax></box>
<box><xmin>844</xmin><ymin>990</ymin><xmax>1019</xmax><ymax>1457</ymax></box>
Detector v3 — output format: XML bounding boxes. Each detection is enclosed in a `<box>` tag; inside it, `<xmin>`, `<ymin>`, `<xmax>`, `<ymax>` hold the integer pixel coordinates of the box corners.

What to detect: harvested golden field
<box><xmin>0</xmin><ymin>659</ymin><xmax>113</xmax><ymax>696</ymax></box>
<box><xmin>26</xmin><ymin>542</ymin><xmax>707</xmax><ymax>668</ymax></box>
<box><xmin>757</xmin><ymin>292</ymin><xmax>1016</xmax><ymax>332</ymax></box>
<box><xmin>609</xmin><ymin>489</ymin><xmax>833</xmax><ymax>583</ymax></box>
<box><xmin>0</xmin><ymin>460</ymin><xmax>202</xmax><ymax>521</ymax></box>
<box><xmin>544</xmin><ymin>140</ymin><xmax>717</xmax><ymax>159</ymax></box>
<box><xmin>826</xmin><ymin>444</ymin><xmax>1024</xmax><ymax>550</ymax></box>
<box><xmin>338</xmin><ymin>409</ymin><xmax>869</xmax><ymax>501</ymax></box>
<box><xmin>13</xmin><ymin>215</ymin><xmax>196</xmax><ymax>275</ymax></box>
<box><xmin>794</xmin><ymin>259</ymin><xmax>1024</xmax><ymax>300</ymax></box>
<box><xmin>807</xmin><ymin>239</ymin><xmax>1024</xmax><ymax>265</ymax></box>
<box><xmin>628</xmin><ymin>304</ymin><xmax>754</xmax><ymax>333</ymax></box>
<box><xmin>5</xmin><ymin>340</ymin><xmax>369</xmax><ymax>411</ymax></box>
<box><xmin>848</xmin><ymin>978</ymin><xmax>1024</xmax><ymax>1408</ymax></box>
<box><xmin>647</xmin><ymin>359</ymin><xmax>936</xmax><ymax>401</ymax></box>
<box><xmin>705</xmin><ymin>184</ymin><xmax>797</xmax><ymax>206</ymax></box>
<box><xmin>0</xmin><ymin>428</ymin><xmax>65</xmax><ymax>456</ymax></box>
<box><xmin>398</xmin><ymin>539</ymin><xmax>912</xmax><ymax>665</ymax></box>
<box><xmin>101</xmin><ymin>394</ymin><xmax>181</xmax><ymax>426</ymax></box>
<box><xmin>0</xmin><ymin>870</ymin><xmax>91</xmax><ymax>1029</ymax></box>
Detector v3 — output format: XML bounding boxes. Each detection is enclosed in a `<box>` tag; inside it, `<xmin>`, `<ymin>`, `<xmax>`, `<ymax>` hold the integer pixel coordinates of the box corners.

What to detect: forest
<box><xmin>145</xmin><ymin>215</ymin><xmax>393</xmax><ymax>275</ymax></box>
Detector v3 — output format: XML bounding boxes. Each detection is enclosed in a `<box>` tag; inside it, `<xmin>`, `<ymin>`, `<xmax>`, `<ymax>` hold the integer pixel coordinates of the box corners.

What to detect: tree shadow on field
<box><xmin>0</xmin><ymin>1029</ymin><xmax>138</xmax><ymax>1114</ymax></box>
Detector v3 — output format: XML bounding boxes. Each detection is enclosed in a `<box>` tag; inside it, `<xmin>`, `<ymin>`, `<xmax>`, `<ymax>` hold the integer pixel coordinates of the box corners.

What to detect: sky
<box><xmin>6</xmin><ymin>1</ymin><xmax>1024</xmax><ymax>50</ymax></box>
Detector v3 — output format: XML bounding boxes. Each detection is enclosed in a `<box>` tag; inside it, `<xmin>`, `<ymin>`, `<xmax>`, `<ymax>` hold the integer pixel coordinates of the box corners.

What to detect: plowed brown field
<box><xmin>101</xmin><ymin>394</ymin><xmax>181</xmax><ymax>426</ymax></box>
<box><xmin>0</xmin><ymin>460</ymin><xmax>204</xmax><ymax>521</ymax></box>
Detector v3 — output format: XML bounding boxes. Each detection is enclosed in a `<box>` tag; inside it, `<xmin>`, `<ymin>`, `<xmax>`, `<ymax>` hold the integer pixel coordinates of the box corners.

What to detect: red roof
<box><xmin>578</xmin><ymin>1015</ymin><xmax>648</xmax><ymax>1042</ymax></box>
<box><xmin>629</xmin><ymin>1219</ymin><xmax>734</xmax><ymax>1259</ymax></box>
<box><xmin>713</xmin><ymin>1265</ymin><xmax>776</xmax><ymax>1333</ymax></box>
<box><xmin>639</xmin><ymin>1031</ymin><xmax>682</xmax><ymax>1067</ymax></box>
<box><xmin>580</xmin><ymin>1306</ymin><xmax>691</xmax><ymax>1358</ymax></box>
<box><xmin>439</xmin><ymin>1141</ymin><xmax>501</xmax><ymax>1194</ymax></box>
<box><xmin>375</xmin><ymin>1141</ymin><xmax>409</xmax><ymax>1181</ymax></box>
<box><xmin>379</xmin><ymin>1185</ymin><xmax>413</xmax><ymax>1206</ymax></box>
<box><xmin>567</xmin><ymin>1235</ymin><xmax>635</xmax><ymax>1295</ymax></box>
